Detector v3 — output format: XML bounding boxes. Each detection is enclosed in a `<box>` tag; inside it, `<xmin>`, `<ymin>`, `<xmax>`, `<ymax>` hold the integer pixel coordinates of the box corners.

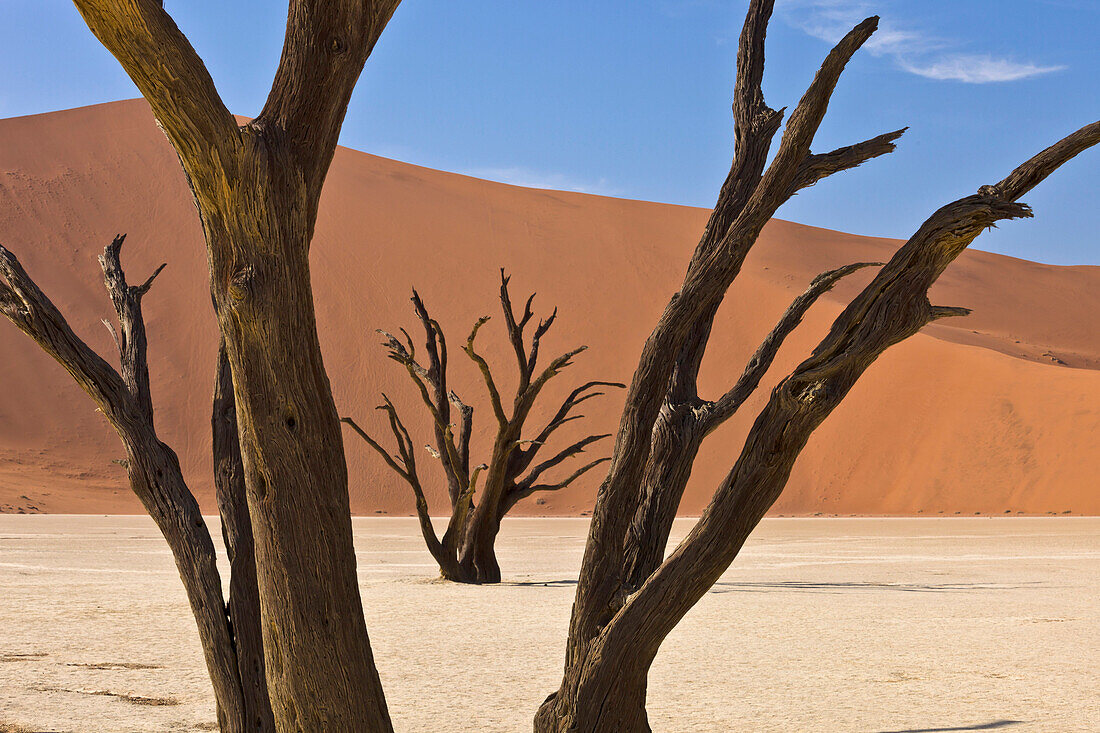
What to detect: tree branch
<box><xmin>1</xmin><ymin>237</ymin><xmax>246</xmax><ymax>730</ymax></box>
<box><xmin>537</xmin><ymin>381</ymin><xmax>626</xmax><ymax>445</ymax></box>
<box><xmin>557</xmin><ymin>11</ymin><xmax>885</xmax><ymax>668</ymax></box>
<box><xmin>341</xmin><ymin>417</ymin><xmax>407</xmax><ymax>480</ymax></box>
<box><xmin>99</xmin><ymin>234</ymin><xmax>166</xmax><ymax>414</ymax></box>
<box><xmin>464</xmin><ymin>315</ymin><xmax>508</xmax><ymax>426</ymax></box>
<box><xmin>71</xmin><ymin>0</ymin><xmax>238</xmax><ymax>194</ymax></box>
<box><xmin>733</xmin><ymin>0</ymin><xmax>775</xmax><ymax>136</ymax></box>
<box><xmin>499</xmin><ymin>270</ymin><xmax>534</xmax><ymax>388</ymax></box>
<box><xmin>673</xmin><ymin>17</ymin><xmax>893</xmax><ymax>409</ymax></box>
<box><xmin>517</xmin><ymin>434</ymin><xmax>612</xmax><ymax>492</ymax></box>
<box><xmin>724</xmin><ymin>15</ymin><xmax>878</xmax><ymax>240</ymax></box>
<box><xmin>1</xmin><ymin>241</ymin><xmax>132</xmax><ymax>427</ymax></box>
<box><xmin>699</xmin><ymin>261</ymin><xmax>881</xmax><ymax>434</ymax></box>
<box><xmin>690</xmin><ymin>0</ymin><xmax>785</xmax><ymax>272</ymax></box>
<box><xmin>525</xmin><ymin>346</ymin><xmax>588</xmax><ymax>402</ymax></box>
<box><xmin>929</xmin><ymin>305</ymin><xmax>972</xmax><ymax>321</ymax></box>
<box><xmin>412</xmin><ymin>292</ymin><xmax>468</xmax><ymax>473</ymax></box>
<box><xmin>342</xmin><ymin>400</ymin><xmax>445</xmax><ymax>561</ymax></box>
<box><xmin>411</xmin><ymin>290</ymin><xmax>444</xmax><ymax>384</ymax></box>
<box><xmin>378</xmin><ymin>327</ymin><xmax>446</xmax><ymax>425</ymax></box>
<box><xmin>527</xmin><ymin>308</ymin><xmax>557</xmax><ymax>376</ymax></box>
<box><xmin>996</xmin><ymin>120</ymin><xmax>1100</xmax><ymax>201</ymax></box>
<box><xmin>790</xmin><ymin>128</ymin><xmax>907</xmax><ymax>195</ymax></box>
<box><xmin>514</xmin><ymin>381</ymin><xmax>625</xmax><ymax>476</ymax></box>
<box><xmin>257</xmin><ymin>0</ymin><xmax>403</xmax><ymax>195</ymax></box>
<box><xmin>502</xmin><ymin>457</ymin><xmax>611</xmax><ymax>516</ymax></box>
<box><xmin>449</xmin><ymin>391</ymin><xmax>474</xmax><ymax>484</ymax></box>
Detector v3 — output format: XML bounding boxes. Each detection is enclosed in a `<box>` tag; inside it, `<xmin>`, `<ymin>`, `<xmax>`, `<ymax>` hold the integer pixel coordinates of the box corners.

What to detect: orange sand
<box><xmin>1</xmin><ymin>100</ymin><xmax>1097</xmax><ymax>516</ymax></box>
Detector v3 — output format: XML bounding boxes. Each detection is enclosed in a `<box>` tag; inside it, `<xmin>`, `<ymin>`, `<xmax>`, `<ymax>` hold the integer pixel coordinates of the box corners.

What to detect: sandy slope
<box><xmin>0</xmin><ymin>100</ymin><xmax>1097</xmax><ymax>516</ymax></box>
<box><xmin>1</xmin><ymin>516</ymin><xmax>1097</xmax><ymax>732</ymax></box>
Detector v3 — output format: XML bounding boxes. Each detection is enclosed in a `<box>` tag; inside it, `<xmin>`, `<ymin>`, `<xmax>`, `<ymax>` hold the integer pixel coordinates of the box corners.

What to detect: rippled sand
<box><xmin>1</xmin><ymin>516</ymin><xmax>1096</xmax><ymax>732</ymax></box>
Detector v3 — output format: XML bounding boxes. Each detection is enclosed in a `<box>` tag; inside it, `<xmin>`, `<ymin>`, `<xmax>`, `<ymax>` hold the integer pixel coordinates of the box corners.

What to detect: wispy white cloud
<box><xmin>897</xmin><ymin>54</ymin><xmax>1066</xmax><ymax>83</ymax></box>
<box><xmin>465</xmin><ymin>166</ymin><xmax>623</xmax><ymax>196</ymax></box>
<box><xmin>779</xmin><ymin>1</ymin><xmax>1064</xmax><ymax>83</ymax></box>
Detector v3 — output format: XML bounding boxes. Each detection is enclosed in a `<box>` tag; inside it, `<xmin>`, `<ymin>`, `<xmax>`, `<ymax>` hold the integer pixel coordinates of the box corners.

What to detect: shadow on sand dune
<box><xmin>877</xmin><ymin>719</ymin><xmax>1024</xmax><ymax>732</ymax></box>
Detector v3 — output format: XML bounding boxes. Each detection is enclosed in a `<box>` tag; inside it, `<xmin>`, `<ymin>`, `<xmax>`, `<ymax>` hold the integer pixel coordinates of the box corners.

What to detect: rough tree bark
<box><xmin>0</xmin><ymin>237</ymin><xmax>271</xmax><ymax>732</ymax></box>
<box><xmin>213</xmin><ymin>342</ymin><xmax>273</xmax><ymax>731</ymax></box>
<box><xmin>68</xmin><ymin>1</ymin><xmax>403</xmax><ymax>729</ymax></box>
<box><xmin>621</xmin><ymin>260</ymin><xmax>880</xmax><ymax>589</ymax></box>
<box><xmin>534</xmin><ymin>1</ymin><xmax>1100</xmax><ymax>729</ymax></box>
<box><xmin>343</xmin><ymin>272</ymin><xmax>622</xmax><ymax>583</ymax></box>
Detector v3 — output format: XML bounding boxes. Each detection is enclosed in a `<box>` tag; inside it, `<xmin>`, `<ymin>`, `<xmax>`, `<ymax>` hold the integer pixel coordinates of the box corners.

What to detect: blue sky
<box><xmin>1</xmin><ymin>1</ymin><xmax>1096</xmax><ymax>264</ymax></box>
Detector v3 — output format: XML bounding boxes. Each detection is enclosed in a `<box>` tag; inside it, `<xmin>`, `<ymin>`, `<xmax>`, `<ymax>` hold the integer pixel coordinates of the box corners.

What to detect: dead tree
<box><xmin>0</xmin><ymin>236</ymin><xmax>272</xmax><ymax>732</ymax></box>
<box><xmin>533</xmin><ymin>1</ymin><xmax>1100</xmax><ymax>730</ymax></box>
<box><xmin>67</xmin><ymin>1</ymin><xmax>403</xmax><ymax>729</ymax></box>
<box><xmin>343</xmin><ymin>272</ymin><xmax>623</xmax><ymax>583</ymax></box>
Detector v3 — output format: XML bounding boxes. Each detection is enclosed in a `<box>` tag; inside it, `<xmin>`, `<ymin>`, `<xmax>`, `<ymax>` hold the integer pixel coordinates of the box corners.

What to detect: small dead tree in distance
<box><xmin>343</xmin><ymin>271</ymin><xmax>624</xmax><ymax>583</ymax></box>
<box><xmin>533</xmin><ymin>1</ymin><xmax>1100</xmax><ymax>730</ymax></box>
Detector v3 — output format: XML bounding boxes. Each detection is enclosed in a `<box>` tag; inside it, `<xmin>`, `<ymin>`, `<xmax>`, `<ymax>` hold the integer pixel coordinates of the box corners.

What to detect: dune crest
<box><xmin>1</xmin><ymin>100</ymin><xmax>1097</xmax><ymax>515</ymax></box>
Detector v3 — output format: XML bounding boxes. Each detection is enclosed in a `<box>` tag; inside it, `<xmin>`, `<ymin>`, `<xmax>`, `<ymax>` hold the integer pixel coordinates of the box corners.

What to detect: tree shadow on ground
<box><xmin>877</xmin><ymin>719</ymin><xmax>1024</xmax><ymax>732</ymax></box>
<box><xmin>503</xmin><ymin>579</ymin><xmax>578</xmax><ymax>587</ymax></box>
<box><xmin>710</xmin><ymin>581</ymin><xmax>1042</xmax><ymax>595</ymax></box>
<box><xmin>500</xmin><ymin>580</ymin><xmax>1042</xmax><ymax>593</ymax></box>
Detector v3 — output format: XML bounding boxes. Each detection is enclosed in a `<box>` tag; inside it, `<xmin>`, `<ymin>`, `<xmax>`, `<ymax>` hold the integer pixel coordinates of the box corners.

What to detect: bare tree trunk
<box><xmin>213</xmin><ymin>342</ymin><xmax>274</xmax><ymax>731</ymax></box>
<box><xmin>620</xmin><ymin>403</ymin><xmax>700</xmax><ymax>589</ymax></box>
<box><xmin>70</xmin><ymin>1</ymin><xmax>403</xmax><ymax>728</ymax></box>
<box><xmin>457</xmin><ymin>428</ymin><xmax>516</xmax><ymax>583</ymax></box>
<box><xmin>203</xmin><ymin>169</ymin><xmax>391</xmax><ymax>730</ymax></box>
<box><xmin>536</xmin><ymin>0</ymin><xmax>1100</xmax><ymax>727</ymax></box>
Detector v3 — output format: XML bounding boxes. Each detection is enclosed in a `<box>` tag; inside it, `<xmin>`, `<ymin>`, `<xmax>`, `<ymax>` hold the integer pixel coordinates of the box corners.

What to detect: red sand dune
<box><xmin>1</xmin><ymin>100</ymin><xmax>1097</xmax><ymax>516</ymax></box>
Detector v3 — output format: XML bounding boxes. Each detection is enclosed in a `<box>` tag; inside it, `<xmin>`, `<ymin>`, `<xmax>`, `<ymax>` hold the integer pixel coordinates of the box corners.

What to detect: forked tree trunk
<box><xmin>539</xmin><ymin>134</ymin><xmax>1100</xmax><ymax>733</ymax></box>
<box><xmin>622</xmin><ymin>261</ymin><xmax>879</xmax><ymax>589</ymax></box>
<box><xmin>535</xmin><ymin>0</ymin><xmax>1100</xmax><ymax>728</ymax></box>
<box><xmin>70</xmin><ymin>1</ymin><xmax>403</xmax><ymax>729</ymax></box>
<box><xmin>202</xmin><ymin>144</ymin><xmax>392</xmax><ymax>730</ymax></box>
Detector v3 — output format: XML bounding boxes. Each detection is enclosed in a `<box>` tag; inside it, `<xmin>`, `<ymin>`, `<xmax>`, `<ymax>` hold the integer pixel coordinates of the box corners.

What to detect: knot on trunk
<box><xmin>797</xmin><ymin>380</ymin><xmax>826</xmax><ymax>405</ymax></box>
<box><xmin>229</xmin><ymin>264</ymin><xmax>260</xmax><ymax>303</ymax></box>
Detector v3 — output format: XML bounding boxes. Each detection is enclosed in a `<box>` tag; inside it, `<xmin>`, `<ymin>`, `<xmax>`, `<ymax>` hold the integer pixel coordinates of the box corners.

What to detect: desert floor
<box><xmin>0</xmin><ymin>516</ymin><xmax>1096</xmax><ymax>732</ymax></box>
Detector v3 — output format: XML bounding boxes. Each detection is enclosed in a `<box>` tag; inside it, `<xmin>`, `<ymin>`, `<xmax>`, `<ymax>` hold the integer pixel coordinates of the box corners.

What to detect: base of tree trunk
<box><xmin>534</xmin><ymin>678</ymin><xmax>651</xmax><ymax>733</ymax></box>
<box><xmin>452</xmin><ymin>540</ymin><xmax>501</xmax><ymax>584</ymax></box>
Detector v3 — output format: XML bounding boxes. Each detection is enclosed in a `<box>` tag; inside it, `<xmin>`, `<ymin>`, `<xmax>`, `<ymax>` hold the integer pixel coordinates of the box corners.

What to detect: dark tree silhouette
<box><xmin>343</xmin><ymin>272</ymin><xmax>623</xmax><ymax>583</ymax></box>
<box><xmin>533</xmin><ymin>1</ymin><xmax>1100</xmax><ymax>730</ymax></box>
